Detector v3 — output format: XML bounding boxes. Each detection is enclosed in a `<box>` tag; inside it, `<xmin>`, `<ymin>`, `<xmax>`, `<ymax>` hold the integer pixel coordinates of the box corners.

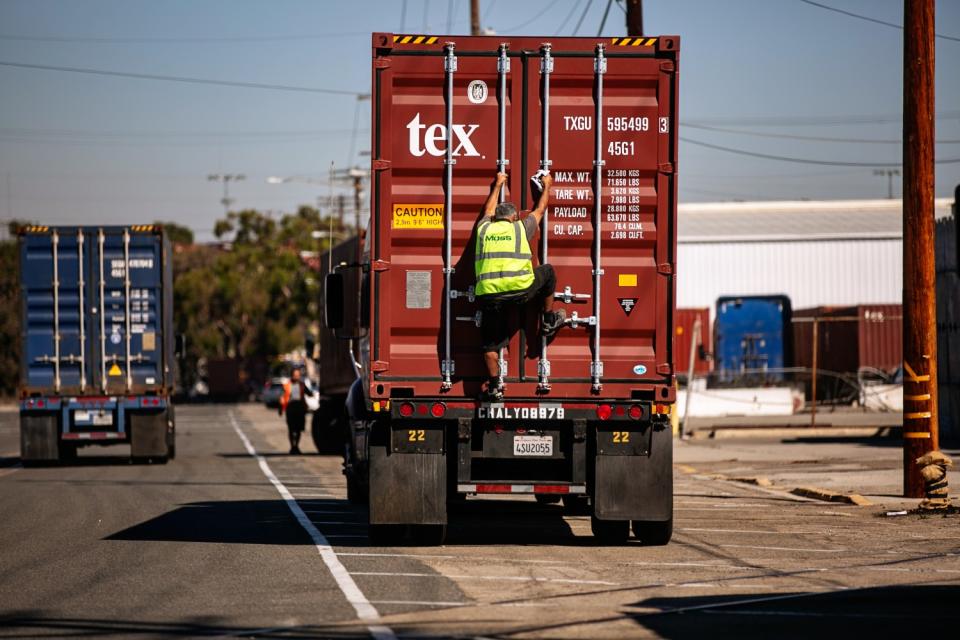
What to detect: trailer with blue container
<box><xmin>18</xmin><ymin>224</ymin><xmax>176</xmax><ymax>463</ymax></box>
<box><xmin>713</xmin><ymin>295</ymin><xmax>793</xmax><ymax>386</ymax></box>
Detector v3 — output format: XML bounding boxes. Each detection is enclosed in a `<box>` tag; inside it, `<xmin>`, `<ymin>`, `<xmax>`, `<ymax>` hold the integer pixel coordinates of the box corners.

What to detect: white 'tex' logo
<box><xmin>407</xmin><ymin>113</ymin><xmax>480</xmax><ymax>157</ymax></box>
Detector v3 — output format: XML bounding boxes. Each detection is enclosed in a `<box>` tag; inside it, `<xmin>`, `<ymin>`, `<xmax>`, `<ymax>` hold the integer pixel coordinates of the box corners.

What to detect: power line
<box><xmin>0</xmin><ymin>60</ymin><xmax>363</xmax><ymax>95</ymax></box>
<box><xmin>572</xmin><ymin>0</ymin><xmax>594</xmax><ymax>35</ymax></box>
<box><xmin>0</xmin><ymin>126</ymin><xmax>366</xmax><ymax>139</ymax></box>
<box><xmin>680</xmin><ymin>135</ymin><xmax>960</xmax><ymax>167</ymax></box>
<box><xmin>0</xmin><ymin>31</ymin><xmax>369</xmax><ymax>44</ymax></box>
<box><xmin>499</xmin><ymin>3</ymin><xmax>554</xmax><ymax>33</ymax></box>
<box><xmin>685</xmin><ymin>111</ymin><xmax>960</xmax><ymax>127</ymax></box>
<box><xmin>797</xmin><ymin>0</ymin><xmax>960</xmax><ymax>42</ymax></box>
<box><xmin>556</xmin><ymin>1</ymin><xmax>582</xmax><ymax>34</ymax></box>
<box><xmin>682</xmin><ymin>122</ymin><xmax>960</xmax><ymax>144</ymax></box>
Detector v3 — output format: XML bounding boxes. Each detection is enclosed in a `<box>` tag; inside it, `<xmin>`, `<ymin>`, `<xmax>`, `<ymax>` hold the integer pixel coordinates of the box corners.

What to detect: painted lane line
<box><xmin>867</xmin><ymin>567</ymin><xmax>960</xmax><ymax>574</ymax></box>
<box><xmin>350</xmin><ymin>572</ymin><xmax>618</xmax><ymax>586</ymax></box>
<box><xmin>624</xmin><ymin>562</ymin><xmax>756</xmax><ymax>571</ymax></box>
<box><xmin>678</xmin><ymin>527</ymin><xmax>817</xmax><ymax>535</ymax></box>
<box><xmin>229</xmin><ymin>413</ymin><xmax>394</xmax><ymax>640</ymax></box>
<box><xmin>719</xmin><ymin>544</ymin><xmax>846</xmax><ymax>553</ymax></box>
<box><xmin>337</xmin><ymin>551</ymin><xmax>570</xmax><ymax>565</ymax></box>
<box><xmin>370</xmin><ymin>600</ymin><xmax>469</xmax><ymax>607</ymax></box>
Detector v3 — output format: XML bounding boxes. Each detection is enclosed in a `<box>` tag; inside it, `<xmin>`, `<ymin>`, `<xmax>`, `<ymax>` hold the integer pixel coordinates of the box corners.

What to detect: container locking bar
<box><xmin>123</xmin><ymin>229</ymin><xmax>133</xmax><ymax>392</ymax></box>
<box><xmin>496</xmin><ymin>42</ymin><xmax>510</xmax><ymax>384</ymax></box>
<box><xmin>77</xmin><ymin>229</ymin><xmax>86</xmax><ymax>391</ymax></box>
<box><xmin>591</xmin><ymin>44</ymin><xmax>607</xmax><ymax>393</ymax></box>
<box><xmin>51</xmin><ymin>229</ymin><xmax>61</xmax><ymax>393</ymax></box>
<box><xmin>449</xmin><ymin>285</ymin><xmax>475</xmax><ymax>302</ymax></box>
<box><xmin>555</xmin><ymin>286</ymin><xmax>591</xmax><ymax>304</ymax></box>
<box><xmin>455</xmin><ymin>311</ymin><xmax>483</xmax><ymax>328</ymax></box>
<box><xmin>440</xmin><ymin>42</ymin><xmax>457</xmax><ymax>391</ymax></box>
<box><xmin>98</xmin><ymin>229</ymin><xmax>107</xmax><ymax>392</ymax></box>
<box><xmin>537</xmin><ymin>42</ymin><xmax>553</xmax><ymax>393</ymax></box>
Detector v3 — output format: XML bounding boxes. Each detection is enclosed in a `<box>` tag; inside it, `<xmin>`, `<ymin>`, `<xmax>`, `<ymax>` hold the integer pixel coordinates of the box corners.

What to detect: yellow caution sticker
<box><xmin>392</xmin><ymin>203</ymin><xmax>444</xmax><ymax>229</ymax></box>
<box><xmin>618</xmin><ymin>273</ymin><xmax>638</xmax><ymax>287</ymax></box>
<box><xmin>108</xmin><ymin>363</ymin><xmax>122</xmax><ymax>376</ymax></box>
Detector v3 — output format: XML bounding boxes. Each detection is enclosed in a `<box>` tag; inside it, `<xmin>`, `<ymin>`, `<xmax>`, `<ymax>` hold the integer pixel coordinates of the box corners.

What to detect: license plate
<box><xmin>92</xmin><ymin>413</ymin><xmax>114</xmax><ymax>426</ymax></box>
<box><xmin>513</xmin><ymin>435</ymin><xmax>553</xmax><ymax>457</ymax></box>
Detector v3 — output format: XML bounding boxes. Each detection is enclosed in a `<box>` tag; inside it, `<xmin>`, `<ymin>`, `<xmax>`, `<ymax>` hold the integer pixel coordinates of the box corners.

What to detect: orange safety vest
<box><xmin>279</xmin><ymin>380</ymin><xmax>304</xmax><ymax>413</ymax></box>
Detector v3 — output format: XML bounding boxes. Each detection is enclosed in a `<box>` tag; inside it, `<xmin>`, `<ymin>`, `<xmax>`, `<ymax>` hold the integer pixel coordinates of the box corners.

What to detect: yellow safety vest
<box><xmin>475</xmin><ymin>219</ymin><xmax>535</xmax><ymax>296</ymax></box>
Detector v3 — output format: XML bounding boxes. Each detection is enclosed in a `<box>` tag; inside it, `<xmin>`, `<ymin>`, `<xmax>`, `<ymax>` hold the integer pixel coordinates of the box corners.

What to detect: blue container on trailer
<box><xmin>18</xmin><ymin>224</ymin><xmax>176</xmax><ymax>462</ymax></box>
<box><xmin>713</xmin><ymin>295</ymin><xmax>793</xmax><ymax>386</ymax></box>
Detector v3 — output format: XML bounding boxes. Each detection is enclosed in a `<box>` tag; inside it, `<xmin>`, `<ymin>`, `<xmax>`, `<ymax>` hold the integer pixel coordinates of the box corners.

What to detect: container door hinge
<box><xmin>657</xmin><ymin>363</ymin><xmax>673</xmax><ymax>375</ymax></box>
<box><xmin>657</xmin><ymin>262</ymin><xmax>673</xmax><ymax>275</ymax></box>
<box><xmin>375</xmin><ymin>57</ymin><xmax>392</xmax><ymax>69</ymax></box>
<box><xmin>659</xmin><ymin>60</ymin><xmax>675</xmax><ymax>73</ymax></box>
<box><xmin>373</xmin><ymin>260</ymin><xmax>390</xmax><ymax>272</ymax></box>
<box><xmin>371</xmin><ymin>361</ymin><xmax>389</xmax><ymax>372</ymax></box>
<box><xmin>373</xmin><ymin>159</ymin><xmax>391</xmax><ymax>171</ymax></box>
<box><xmin>658</xmin><ymin>162</ymin><xmax>674</xmax><ymax>174</ymax></box>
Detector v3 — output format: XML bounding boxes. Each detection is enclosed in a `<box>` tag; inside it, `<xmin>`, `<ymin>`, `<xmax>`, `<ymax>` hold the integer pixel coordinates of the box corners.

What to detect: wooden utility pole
<box><xmin>902</xmin><ymin>0</ymin><xmax>939</xmax><ymax>498</ymax></box>
<box><xmin>471</xmin><ymin>0</ymin><xmax>481</xmax><ymax>35</ymax></box>
<box><xmin>626</xmin><ymin>0</ymin><xmax>643</xmax><ymax>36</ymax></box>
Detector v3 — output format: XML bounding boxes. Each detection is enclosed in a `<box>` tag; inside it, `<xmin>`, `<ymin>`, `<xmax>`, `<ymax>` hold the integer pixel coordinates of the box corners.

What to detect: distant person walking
<box><xmin>278</xmin><ymin>368</ymin><xmax>315</xmax><ymax>454</ymax></box>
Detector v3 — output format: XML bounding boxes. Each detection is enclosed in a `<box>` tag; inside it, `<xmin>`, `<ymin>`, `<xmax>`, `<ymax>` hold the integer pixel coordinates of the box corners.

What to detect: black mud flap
<box><xmin>20</xmin><ymin>414</ymin><xmax>59</xmax><ymax>462</ymax></box>
<box><xmin>593</xmin><ymin>424</ymin><xmax>672</xmax><ymax>521</ymax></box>
<box><xmin>130</xmin><ymin>410</ymin><xmax>169</xmax><ymax>459</ymax></box>
<box><xmin>368</xmin><ymin>424</ymin><xmax>446</xmax><ymax>526</ymax></box>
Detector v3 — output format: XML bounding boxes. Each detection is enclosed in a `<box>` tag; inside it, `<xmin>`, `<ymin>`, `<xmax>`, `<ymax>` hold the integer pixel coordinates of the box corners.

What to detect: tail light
<box><xmin>398</xmin><ymin>402</ymin><xmax>415</xmax><ymax>417</ymax></box>
<box><xmin>595</xmin><ymin>404</ymin><xmax>612</xmax><ymax>420</ymax></box>
<box><xmin>36</xmin><ymin>399</ymin><xmax>45</xmax><ymax>408</ymax></box>
<box><xmin>430</xmin><ymin>402</ymin><xmax>446</xmax><ymax>418</ymax></box>
<box><xmin>654</xmin><ymin>403</ymin><xmax>669</xmax><ymax>415</ymax></box>
<box><xmin>628</xmin><ymin>404</ymin><xmax>643</xmax><ymax>420</ymax></box>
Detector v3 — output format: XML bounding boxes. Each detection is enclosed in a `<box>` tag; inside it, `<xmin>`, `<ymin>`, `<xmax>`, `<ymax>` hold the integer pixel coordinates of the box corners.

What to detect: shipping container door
<box><xmin>21</xmin><ymin>229</ymin><xmax>91</xmax><ymax>393</ymax></box>
<box><xmin>91</xmin><ymin>229</ymin><xmax>166</xmax><ymax>393</ymax></box>
<box><xmin>376</xmin><ymin>48</ymin><xmax>522</xmax><ymax>387</ymax></box>
<box><xmin>521</xmin><ymin>51</ymin><xmax>673</xmax><ymax>385</ymax></box>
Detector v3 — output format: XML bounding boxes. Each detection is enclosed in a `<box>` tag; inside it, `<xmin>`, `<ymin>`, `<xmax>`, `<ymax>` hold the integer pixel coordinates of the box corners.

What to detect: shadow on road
<box><xmin>0</xmin><ymin>612</ymin><xmax>376</xmax><ymax>638</ymax></box>
<box><xmin>105</xmin><ymin>500</ymin><xmax>313</xmax><ymax>545</ymax></box>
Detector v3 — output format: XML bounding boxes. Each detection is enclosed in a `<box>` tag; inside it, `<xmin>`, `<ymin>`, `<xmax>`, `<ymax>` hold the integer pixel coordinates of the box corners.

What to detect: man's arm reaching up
<box><xmin>527</xmin><ymin>173</ymin><xmax>553</xmax><ymax>226</ymax></box>
<box><xmin>480</xmin><ymin>172</ymin><xmax>508</xmax><ymax>222</ymax></box>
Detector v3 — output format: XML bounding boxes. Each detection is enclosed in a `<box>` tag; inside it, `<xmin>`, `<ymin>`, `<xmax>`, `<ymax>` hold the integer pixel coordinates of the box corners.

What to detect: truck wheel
<box><xmin>368</xmin><ymin>524</ymin><xmax>404</xmax><ymax>546</ymax></box>
<box><xmin>410</xmin><ymin>524</ymin><xmax>447</xmax><ymax>546</ymax></box>
<box><xmin>591</xmin><ymin>516</ymin><xmax>630</xmax><ymax>544</ymax></box>
<box><xmin>632</xmin><ymin>519</ymin><xmax>673</xmax><ymax>546</ymax></box>
<box><xmin>562</xmin><ymin>495</ymin><xmax>590</xmax><ymax>515</ymax></box>
<box><xmin>535</xmin><ymin>494</ymin><xmax>561</xmax><ymax>505</ymax></box>
<box><xmin>346</xmin><ymin>471</ymin><xmax>368</xmax><ymax>505</ymax></box>
<box><xmin>57</xmin><ymin>442</ymin><xmax>77</xmax><ymax>463</ymax></box>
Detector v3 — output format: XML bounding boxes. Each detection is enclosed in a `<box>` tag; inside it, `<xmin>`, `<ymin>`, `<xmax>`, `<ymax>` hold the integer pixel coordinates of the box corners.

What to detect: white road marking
<box><xmin>678</xmin><ymin>527</ymin><xmax>816</xmax><ymax>535</ymax></box>
<box><xmin>338</xmin><ymin>552</ymin><xmax>569</xmax><ymax>565</ymax></box>
<box><xmin>229</xmin><ymin>412</ymin><xmax>394</xmax><ymax>640</ymax></box>
<box><xmin>351</xmin><ymin>572</ymin><xmax>618</xmax><ymax>586</ymax></box>
<box><xmin>371</xmin><ymin>600</ymin><xmax>469</xmax><ymax>607</ymax></box>
<box><xmin>867</xmin><ymin>567</ymin><xmax>960</xmax><ymax>574</ymax></box>
<box><xmin>624</xmin><ymin>562</ymin><xmax>755</xmax><ymax>571</ymax></box>
<box><xmin>720</xmin><ymin>544</ymin><xmax>845</xmax><ymax>553</ymax></box>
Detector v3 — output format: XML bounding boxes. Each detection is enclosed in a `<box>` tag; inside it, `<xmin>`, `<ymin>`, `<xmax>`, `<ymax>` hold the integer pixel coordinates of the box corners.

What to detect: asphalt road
<box><xmin>1</xmin><ymin>403</ymin><xmax>958</xmax><ymax>638</ymax></box>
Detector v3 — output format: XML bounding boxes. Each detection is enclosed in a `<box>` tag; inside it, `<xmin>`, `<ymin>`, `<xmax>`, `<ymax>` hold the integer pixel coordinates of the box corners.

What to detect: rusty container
<box><xmin>793</xmin><ymin>304</ymin><xmax>902</xmax><ymax>376</ymax></box>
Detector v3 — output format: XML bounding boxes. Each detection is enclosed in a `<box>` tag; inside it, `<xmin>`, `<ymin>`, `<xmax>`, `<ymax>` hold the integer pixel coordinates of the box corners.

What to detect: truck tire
<box><xmin>57</xmin><ymin>442</ymin><xmax>78</xmax><ymax>463</ymax></box>
<box><xmin>410</xmin><ymin>524</ymin><xmax>447</xmax><ymax>546</ymax></box>
<box><xmin>632</xmin><ymin>519</ymin><xmax>673</xmax><ymax>546</ymax></box>
<box><xmin>562</xmin><ymin>494</ymin><xmax>590</xmax><ymax>514</ymax></box>
<box><xmin>368</xmin><ymin>524</ymin><xmax>404</xmax><ymax>546</ymax></box>
<box><xmin>591</xmin><ymin>516</ymin><xmax>630</xmax><ymax>544</ymax></box>
<box><xmin>310</xmin><ymin>408</ymin><xmax>340</xmax><ymax>455</ymax></box>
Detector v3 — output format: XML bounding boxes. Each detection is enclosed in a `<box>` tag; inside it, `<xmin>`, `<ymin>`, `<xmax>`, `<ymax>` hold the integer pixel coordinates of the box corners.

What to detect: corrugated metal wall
<box><xmin>677</xmin><ymin>239</ymin><xmax>901</xmax><ymax>313</ymax></box>
<box><xmin>936</xmin><ymin>215</ymin><xmax>959</xmax><ymax>442</ymax></box>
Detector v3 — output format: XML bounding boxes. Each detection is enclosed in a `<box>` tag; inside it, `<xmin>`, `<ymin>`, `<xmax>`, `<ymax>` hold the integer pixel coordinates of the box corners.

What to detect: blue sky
<box><xmin>1</xmin><ymin>0</ymin><xmax>958</xmax><ymax>238</ymax></box>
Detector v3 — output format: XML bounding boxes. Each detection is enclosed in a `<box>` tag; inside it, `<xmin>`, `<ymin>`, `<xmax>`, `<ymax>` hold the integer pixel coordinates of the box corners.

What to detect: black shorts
<box><xmin>478</xmin><ymin>264</ymin><xmax>556</xmax><ymax>352</ymax></box>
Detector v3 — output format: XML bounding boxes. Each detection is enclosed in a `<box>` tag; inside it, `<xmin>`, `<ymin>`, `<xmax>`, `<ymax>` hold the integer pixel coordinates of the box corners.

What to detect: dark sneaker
<box><xmin>483</xmin><ymin>383</ymin><xmax>504</xmax><ymax>402</ymax></box>
<box><xmin>541</xmin><ymin>309</ymin><xmax>567</xmax><ymax>337</ymax></box>
<box><xmin>290</xmin><ymin>446</ymin><xmax>301</xmax><ymax>455</ymax></box>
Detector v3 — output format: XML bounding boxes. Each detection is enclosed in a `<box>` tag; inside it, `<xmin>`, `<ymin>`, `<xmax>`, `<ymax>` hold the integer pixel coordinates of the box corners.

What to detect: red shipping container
<box><xmin>675</xmin><ymin>307</ymin><xmax>711</xmax><ymax>376</ymax></box>
<box><xmin>793</xmin><ymin>304</ymin><xmax>902</xmax><ymax>376</ymax></box>
<box><xmin>366</xmin><ymin>33</ymin><xmax>679</xmax><ymax>402</ymax></box>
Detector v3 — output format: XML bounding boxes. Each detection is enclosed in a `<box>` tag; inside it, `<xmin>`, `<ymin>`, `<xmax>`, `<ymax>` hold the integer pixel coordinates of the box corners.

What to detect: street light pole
<box><xmin>902</xmin><ymin>0</ymin><xmax>939</xmax><ymax>498</ymax></box>
<box><xmin>873</xmin><ymin>168</ymin><xmax>900</xmax><ymax>199</ymax></box>
<box><xmin>208</xmin><ymin>173</ymin><xmax>245</xmax><ymax>216</ymax></box>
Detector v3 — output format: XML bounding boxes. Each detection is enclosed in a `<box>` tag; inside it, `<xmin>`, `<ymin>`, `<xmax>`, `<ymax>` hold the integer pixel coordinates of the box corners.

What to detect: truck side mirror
<box><xmin>325</xmin><ymin>272</ymin><xmax>345</xmax><ymax>330</ymax></box>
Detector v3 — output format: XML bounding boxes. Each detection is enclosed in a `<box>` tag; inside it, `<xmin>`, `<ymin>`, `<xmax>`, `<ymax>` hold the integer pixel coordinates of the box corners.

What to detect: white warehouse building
<box><xmin>676</xmin><ymin>197</ymin><xmax>955</xmax><ymax>313</ymax></box>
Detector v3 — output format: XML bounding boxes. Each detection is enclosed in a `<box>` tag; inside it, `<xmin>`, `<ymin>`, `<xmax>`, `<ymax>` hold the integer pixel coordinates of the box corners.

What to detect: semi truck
<box><xmin>18</xmin><ymin>225</ymin><xmax>177</xmax><ymax>463</ymax></box>
<box><xmin>323</xmin><ymin>33</ymin><xmax>679</xmax><ymax>544</ymax></box>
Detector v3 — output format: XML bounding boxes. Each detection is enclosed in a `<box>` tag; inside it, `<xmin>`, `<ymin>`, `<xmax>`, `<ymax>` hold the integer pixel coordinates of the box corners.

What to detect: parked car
<box><xmin>262</xmin><ymin>377</ymin><xmax>287</xmax><ymax>408</ymax></box>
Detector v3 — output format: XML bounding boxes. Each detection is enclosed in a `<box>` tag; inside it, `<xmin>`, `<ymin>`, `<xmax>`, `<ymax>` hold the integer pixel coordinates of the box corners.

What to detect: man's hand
<box><xmin>495</xmin><ymin>172</ymin><xmax>508</xmax><ymax>186</ymax></box>
<box><xmin>540</xmin><ymin>173</ymin><xmax>553</xmax><ymax>190</ymax></box>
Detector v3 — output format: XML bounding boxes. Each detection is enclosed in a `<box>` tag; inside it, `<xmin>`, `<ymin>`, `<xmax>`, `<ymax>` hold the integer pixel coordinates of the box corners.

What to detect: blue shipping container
<box><xmin>713</xmin><ymin>295</ymin><xmax>793</xmax><ymax>386</ymax></box>
<box><xmin>18</xmin><ymin>225</ymin><xmax>176</xmax><ymax>462</ymax></box>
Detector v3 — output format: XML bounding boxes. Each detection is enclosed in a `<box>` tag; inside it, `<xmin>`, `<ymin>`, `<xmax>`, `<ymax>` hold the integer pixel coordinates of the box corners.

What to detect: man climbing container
<box><xmin>475</xmin><ymin>171</ymin><xmax>566</xmax><ymax>400</ymax></box>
